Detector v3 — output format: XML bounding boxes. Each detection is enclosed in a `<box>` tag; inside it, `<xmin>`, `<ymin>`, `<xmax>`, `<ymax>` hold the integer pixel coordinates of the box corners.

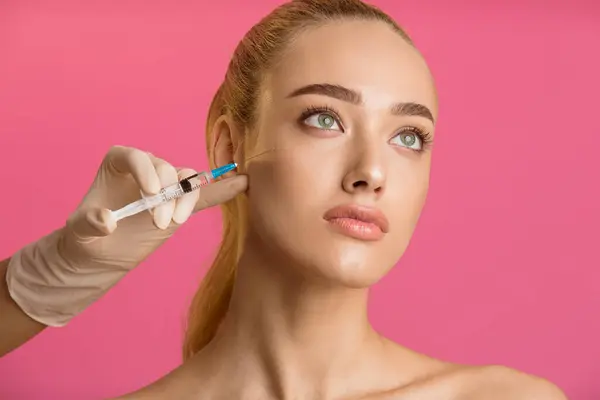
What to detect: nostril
<box><xmin>353</xmin><ymin>180</ymin><xmax>368</xmax><ymax>188</ymax></box>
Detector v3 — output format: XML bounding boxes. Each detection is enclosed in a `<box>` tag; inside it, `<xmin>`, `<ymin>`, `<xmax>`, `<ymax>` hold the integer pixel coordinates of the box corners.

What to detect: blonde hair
<box><xmin>182</xmin><ymin>0</ymin><xmax>412</xmax><ymax>360</ymax></box>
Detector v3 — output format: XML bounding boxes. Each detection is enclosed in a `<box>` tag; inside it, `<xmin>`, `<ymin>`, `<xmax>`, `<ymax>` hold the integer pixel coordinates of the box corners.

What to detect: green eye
<box><xmin>391</xmin><ymin>130</ymin><xmax>423</xmax><ymax>150</ymax></box>
<box><xmin>304</xmin><ymin>112</ymin><xmax>342</xmax><ymax>131</ymax></box>
<box><xmin>400</xmin><ymin>133</ymin><xmax>417</xmax><ymax>147</ymax></box>
<box><xmin>317</xmin><ymin>114</ymin><xmax>336</xmax><ymax>129</ymax></box>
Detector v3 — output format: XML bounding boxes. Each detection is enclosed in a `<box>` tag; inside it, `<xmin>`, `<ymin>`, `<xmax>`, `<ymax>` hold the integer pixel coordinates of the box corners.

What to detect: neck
<box><xmin>201</xmin><ymin>236</ymin><xmax>385</xmax><ymax>399</ymax></box>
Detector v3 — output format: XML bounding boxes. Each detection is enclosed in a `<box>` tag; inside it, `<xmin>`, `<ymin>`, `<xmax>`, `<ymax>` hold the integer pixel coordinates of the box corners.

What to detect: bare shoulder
<box><xmin>381</xmin><ymin>342</ymin><xmax>567</xmax><ymax>400</ymax></box>
<box><xmin>110</xmin><ymin>362</ymin><xmax>200</xmax><ymax>400</ymax></box>
<box><xmin>452</xmin><ymin>364</ymin><xmax>568</xmax><ymax>400</ymax></box>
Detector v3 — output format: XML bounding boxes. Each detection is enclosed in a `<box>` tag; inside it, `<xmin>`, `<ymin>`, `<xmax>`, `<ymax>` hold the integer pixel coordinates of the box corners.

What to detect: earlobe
<box><xmin>210</xmin><ymin>115</ymin><xmax>238</xmax><ymax>169</ymax></box>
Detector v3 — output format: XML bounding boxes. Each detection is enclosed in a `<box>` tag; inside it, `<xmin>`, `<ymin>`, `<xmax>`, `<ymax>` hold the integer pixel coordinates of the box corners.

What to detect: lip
<box><xmin>323</xmin><ymin>204</ymin><xmax>389</xmax><ymax>241</ymax></box>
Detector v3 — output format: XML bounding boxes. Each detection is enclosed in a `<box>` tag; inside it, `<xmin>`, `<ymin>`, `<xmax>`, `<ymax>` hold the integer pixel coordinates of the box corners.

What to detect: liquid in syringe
<box><xmin>111</xmin><ymin>162</ymin><xmax>237</xmax><ymax>222</ymax></box>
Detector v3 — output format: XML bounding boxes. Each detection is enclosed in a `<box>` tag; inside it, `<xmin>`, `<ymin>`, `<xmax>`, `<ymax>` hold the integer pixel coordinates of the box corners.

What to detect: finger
<box><xmin>172</xmin><ymin>168</ymin><xmax>200</xmax><ymax>225</ymax></box>
<box><xmin>149</xmin><ymin>156</ymin><xmax>179</xmax><ymax>230</ymax></box>
<box><xmin>104</xmin><ymin>145</ymin><xmax>161</xmax><ymax>195</ymax></box>
<box><xmin>193</xmin><ymin>174</ymin><xmax>248</xmax><ymax>213</ymax></box>
<box><xmin>66</xmin><ymin>207</ymin><xmax>117</xmax><ymax>242</ymax></box>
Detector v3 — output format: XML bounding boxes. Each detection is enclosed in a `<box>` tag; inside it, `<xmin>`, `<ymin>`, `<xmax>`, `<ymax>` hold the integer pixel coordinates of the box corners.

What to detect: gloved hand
<box><xmin>6</xmin><ymin>145</ymin><xmax>247</xmax><ymax>327</ymax></box>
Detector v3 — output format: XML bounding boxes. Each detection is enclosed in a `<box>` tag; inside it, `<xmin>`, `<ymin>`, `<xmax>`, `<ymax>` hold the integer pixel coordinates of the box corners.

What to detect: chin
<box><xmin>249</xmin><ymin>222</ymin><xmax>403</xmax><ymax>288</ymax></box>
<box><xmin>327</xmin><ymin>268</ymin><xmax>384</xmax><ymax>289</ymax></box>
<box><xmin>297</xmin><ymin>241</ymin><xmax>398</xmax><ymax>289</ymax></box>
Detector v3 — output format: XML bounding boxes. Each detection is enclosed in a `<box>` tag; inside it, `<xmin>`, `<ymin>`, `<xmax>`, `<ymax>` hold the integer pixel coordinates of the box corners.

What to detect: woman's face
<box><xmin>243</xmin><ymin>20</ymin><xmax>438</xmax><ymax>287</ymax></box>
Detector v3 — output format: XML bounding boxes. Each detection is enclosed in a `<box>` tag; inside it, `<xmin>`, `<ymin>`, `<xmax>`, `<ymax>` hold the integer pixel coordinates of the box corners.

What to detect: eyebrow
<box><xmin>287</xmin><ymin>83</ymin><xmax>435</xmax><ymax>124</ymax></box>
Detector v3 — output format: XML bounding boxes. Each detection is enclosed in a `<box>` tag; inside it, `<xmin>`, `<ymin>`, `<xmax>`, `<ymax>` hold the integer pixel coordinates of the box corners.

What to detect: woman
<box><xmin>2</xmin><ymin>0</ymin><xmax>567</xmax><ymax>398</ymax></box>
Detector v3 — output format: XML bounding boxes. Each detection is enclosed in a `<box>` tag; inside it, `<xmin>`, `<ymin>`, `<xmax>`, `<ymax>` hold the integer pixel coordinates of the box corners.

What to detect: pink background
<box><xmin>1</xmin><ymin>1</ymin><xmax>599</xmax><ymax>398</ymax></box>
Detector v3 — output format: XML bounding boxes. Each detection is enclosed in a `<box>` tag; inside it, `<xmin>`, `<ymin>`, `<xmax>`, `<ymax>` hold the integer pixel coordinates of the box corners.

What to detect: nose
<box><xmin>342</xmin><ymin>143</ymin><xmax>386</xmax><ymax>196</ymax></box>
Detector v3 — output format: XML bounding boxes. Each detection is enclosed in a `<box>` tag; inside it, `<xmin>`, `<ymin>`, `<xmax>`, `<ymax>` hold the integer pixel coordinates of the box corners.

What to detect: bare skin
<box><xmin>0</xmin><ymin>17</ymin><xmax>565</xmax><ymax>399</ymax></box>
<box><xmin>0</xmin><ymin>258</ymin><xmax>47</xmax><ymax>356</ymax></box>
<box><xmin>115</xmin><ymin>20</ymin><xmax>567</xmax><ymax>400</ymax></box>
<box><xmin>119</xmin><ymin>361</ymin><xmax>565</xmax><ymax>399</ymax></box>
<box><xmin>0</xmin><ymin>149</ymin><xmax>246</xmax><ymax>357</ymax></box>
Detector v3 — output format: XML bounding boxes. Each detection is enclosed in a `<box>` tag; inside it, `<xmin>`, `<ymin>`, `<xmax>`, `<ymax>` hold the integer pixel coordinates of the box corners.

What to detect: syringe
<box><xmin>111</xmin><ymin>162</ymin><xmax>238</xmax><ymax>222</ymax></box>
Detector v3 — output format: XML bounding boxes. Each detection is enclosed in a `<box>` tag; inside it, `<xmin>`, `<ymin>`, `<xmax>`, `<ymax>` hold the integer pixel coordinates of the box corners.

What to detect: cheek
<box><xmin>245</xmin><ymin>124</ymin><xmax>342</xmax><ymax>210</ymax></box>
<box><xmin>245</xmin><ymin>151</ymin><xmax>325</xmax><ymax>237</ymax></box>
<box><xmin>387</xmin><ymin>164</ymin><xmax>430</xmax><ymax>233</ymax></box>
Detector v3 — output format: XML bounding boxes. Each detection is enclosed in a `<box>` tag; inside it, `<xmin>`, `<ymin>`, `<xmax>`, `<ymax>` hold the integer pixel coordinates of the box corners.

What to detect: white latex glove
<box><xmin>6</xmin><ymin>145</ymin><xmax>247</xmax><ymax>327</ymax></box>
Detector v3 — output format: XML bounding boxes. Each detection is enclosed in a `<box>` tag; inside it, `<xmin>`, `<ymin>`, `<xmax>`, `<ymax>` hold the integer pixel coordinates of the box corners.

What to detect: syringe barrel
<box><xmin>140</xmin><ymin>183</ymin><xmax>182</xmax><ymax>209</ymax></box>
<box><xmin>182</xmin><ymin>171</ymin><xmax>213</xmax><ymax>192</ymax></box>
<box><xmin>112</xmin><ymin>168</ymin><xmax>227</xmax><ymax>222</ymax></box>
<box><xmin>140</xmin><ymin>171</ymin><xmax>213</xmax><ymax>208</ymax></box>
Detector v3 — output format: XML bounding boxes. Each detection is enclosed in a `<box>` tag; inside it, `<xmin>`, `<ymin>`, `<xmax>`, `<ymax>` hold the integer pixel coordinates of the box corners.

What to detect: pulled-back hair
<box><xmin>183</xmin><ymin>0</ymin><xmax>412</xmax><ymax>360</ymax></box>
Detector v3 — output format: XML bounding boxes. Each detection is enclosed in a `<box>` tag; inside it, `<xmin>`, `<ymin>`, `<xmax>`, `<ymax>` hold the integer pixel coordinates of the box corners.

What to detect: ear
<box><xmin>209</xmin><ymin>115</ymin><xmax>241</xmax><ymax>169</ymax></box>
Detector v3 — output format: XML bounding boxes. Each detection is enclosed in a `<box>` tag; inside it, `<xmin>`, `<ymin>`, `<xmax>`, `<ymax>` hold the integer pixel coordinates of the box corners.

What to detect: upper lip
<box><xmin>323</xmin><ymin>204</ymin><xmax>389</xmax><ymax>233</ymax></box>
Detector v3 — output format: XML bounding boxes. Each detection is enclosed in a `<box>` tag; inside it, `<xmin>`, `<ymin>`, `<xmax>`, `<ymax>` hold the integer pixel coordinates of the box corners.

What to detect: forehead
<box><xmin>265</xmin><ymin>20</ymin><xmax>438</xmax><ymax>118</ymax></box>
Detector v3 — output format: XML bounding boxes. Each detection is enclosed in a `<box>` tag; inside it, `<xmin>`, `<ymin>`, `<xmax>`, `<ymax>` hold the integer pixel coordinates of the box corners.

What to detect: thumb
<box><xmin>66</xmin><ymin>207</ymin><xmax>117</xmax><ymax>242</ymax></box>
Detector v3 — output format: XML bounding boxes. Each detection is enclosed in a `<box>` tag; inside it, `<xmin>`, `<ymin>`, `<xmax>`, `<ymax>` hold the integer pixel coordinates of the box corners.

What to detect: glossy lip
<box><xmin>323</xmin><ymin>204</ymin><xmax>389</xmax><ymax>241</ymax></box>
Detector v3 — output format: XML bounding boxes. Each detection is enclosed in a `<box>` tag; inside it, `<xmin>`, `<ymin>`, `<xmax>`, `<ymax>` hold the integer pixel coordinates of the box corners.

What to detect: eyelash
<box><xmin>299</xmin><ymin>105</ymin><xmax>344</xmax><ymax>129</ymax></box>
<box><xmin>298</xmin><ymin>104</ymin><xmax>433</xmax><ymax>152</ymax></box>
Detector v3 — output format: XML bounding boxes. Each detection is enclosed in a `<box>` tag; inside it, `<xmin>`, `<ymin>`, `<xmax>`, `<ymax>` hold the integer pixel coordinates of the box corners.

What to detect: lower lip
<box><xmin>325</xmin><ymin>217</ymin><xmax>384</xmax><ymax>241</ymax></box>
